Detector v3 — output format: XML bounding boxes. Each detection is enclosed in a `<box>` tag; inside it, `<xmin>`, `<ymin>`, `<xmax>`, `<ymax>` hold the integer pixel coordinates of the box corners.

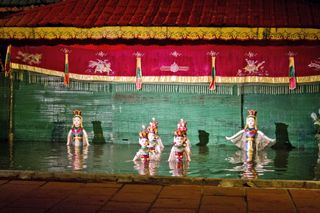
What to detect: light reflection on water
<box><xmin>0</xmin><ymin>141</ymin><xmax>319</xmax><ymax>180</ymax></box>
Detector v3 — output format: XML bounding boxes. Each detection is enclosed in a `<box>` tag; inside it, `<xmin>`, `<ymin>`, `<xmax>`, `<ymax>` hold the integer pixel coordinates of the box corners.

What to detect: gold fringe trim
<box><xmin>12</xmin><ymin>71</ymin><xmax>320</xmax><ymax>95</ymax></box>
<box><xmin>11</xmin><ymin>63</ymin><xmax>64</xmax><ymax>78</ymax></box>
<box><xmin>216</xmin><ymin>76</ymin><xmax>320</xmax><ymax>84</ymax></box>
<box><xmin>1</xmin><ymin>26</ymin><xmax>320</xmax><ymax>41</ymax></box>
<box><xmin>11</xmin><ymin>63</ymin><xmax>320</xmax><ymax>84</ymax></box>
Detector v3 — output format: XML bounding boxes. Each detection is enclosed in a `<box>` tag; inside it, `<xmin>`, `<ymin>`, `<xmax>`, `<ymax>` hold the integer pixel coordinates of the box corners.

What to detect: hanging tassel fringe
<box><xmin>7</xmin><ymin>70</ymin><xmax>320</xmax><ymax>95</ymax></box>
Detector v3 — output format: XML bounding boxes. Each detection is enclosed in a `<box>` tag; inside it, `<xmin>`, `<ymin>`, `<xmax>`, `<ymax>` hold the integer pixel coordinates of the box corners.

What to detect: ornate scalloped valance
<box><xmin>1</xmin><ymin>27</ymin><xmax>320</xmax><ymax>41</ymax></box>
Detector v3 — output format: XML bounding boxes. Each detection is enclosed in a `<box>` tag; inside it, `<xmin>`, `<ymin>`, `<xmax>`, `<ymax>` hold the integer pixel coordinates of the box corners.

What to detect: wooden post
<box><xmin>8</xmin><ymin>70</ymin><xmax>14</xmax><ymax>143</ymax></box>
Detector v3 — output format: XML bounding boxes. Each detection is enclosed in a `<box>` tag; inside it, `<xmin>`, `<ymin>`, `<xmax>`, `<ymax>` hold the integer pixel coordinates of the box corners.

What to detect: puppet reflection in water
<box><xmin>67</xmin><ymin>145</ymin><xmax>89</xmax><ymax>170</ymax></box>
<box><xmin>133</xmin><ymin>160</ymin><xmax>160</xmax><ymax>176</ymax></box>
<box><xmin>169</xmin><ymin>160</ymin><xmax>190</xmax><ymax>177</ymax></box>
<box><xmin>226</xmin><ymin>150</ymin><xmax>272</xmax><ymax>179</ymax></box>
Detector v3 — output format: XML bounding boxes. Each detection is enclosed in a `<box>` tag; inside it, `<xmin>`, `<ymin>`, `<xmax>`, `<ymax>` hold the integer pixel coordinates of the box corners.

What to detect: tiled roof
<box><xmin>0</xmin><ymin>0</ymin><xmax>62</xmax><ymax>19</ymax></box>
<box><xmin>0</xmin><ymin>0</ymin><xmax>319</xmax><ymax>28</ymax></box>
<box><xmin>0</xmin><ymin>0</ymin><xmax>61</xmax><ymax>7</ymax></box>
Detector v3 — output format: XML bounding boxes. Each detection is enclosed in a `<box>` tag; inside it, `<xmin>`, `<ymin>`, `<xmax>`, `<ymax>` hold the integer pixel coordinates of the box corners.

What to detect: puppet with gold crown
<box><xmin>168</xmin><ymin>119</ymin><xmax>191</xmax><ymax>162</ymax></box>
<box><xmin>147</xmin><ymin>118</ymin><xmax>164</xmax><ymax>160</ymax></box>
<box><xmin>225</xmin><ymin>110</ymin><xmax>275</xmax><ymax>153</ymax></box>
<box><xmin>133</xmin><ymin>125</ymin><xmax>150</xmax><ymax>161</ymax></box>
<box><xmin>67</xmin><ymin>110</ymin><xmax>90</xmax><ymax>146</ymax></box>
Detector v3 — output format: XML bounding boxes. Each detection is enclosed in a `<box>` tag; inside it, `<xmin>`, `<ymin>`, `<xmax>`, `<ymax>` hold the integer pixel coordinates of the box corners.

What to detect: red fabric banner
<box><xmin>9</xmin><ymin>44</ymin><xmax>320</xmax><ymax>82</ymax></box>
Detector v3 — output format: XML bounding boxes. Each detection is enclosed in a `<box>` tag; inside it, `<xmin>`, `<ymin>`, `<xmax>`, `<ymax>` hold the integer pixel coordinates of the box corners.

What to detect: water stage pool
<box><xmin>0</xmin><ymin>142</ymin><xmax>319</xmax><ymax>180</ymax></box>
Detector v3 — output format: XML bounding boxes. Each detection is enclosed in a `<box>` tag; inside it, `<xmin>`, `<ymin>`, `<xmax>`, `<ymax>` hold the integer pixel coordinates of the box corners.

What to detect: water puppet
<box><xmin>67</xmin><ymin>110</ymin><xmax>89</xmax><ymax>146</ymax></box>
<box><xmin>225</xmin><ymin>110</ymin><xmax>275</xmax><ymax>153</ymax></box>
<box><xmin>168</xmin><ymin>119</ymin><xmax>191</xmax><ymax>162</ymax></box>
<box><xmin>133</xmin><ymin>125</ymin><xmax>150</xmax><ymax>161</ymax></box>
<box><xmin>147</xmin><ymin>118</ymin><xmax>164</xmax><ymax>160</ymax></box>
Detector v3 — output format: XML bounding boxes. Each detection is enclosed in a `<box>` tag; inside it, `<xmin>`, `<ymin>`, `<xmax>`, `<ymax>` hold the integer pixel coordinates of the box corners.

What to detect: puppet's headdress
<box><xmin>73</xmin><ymin>110</ymin><xmax>82</xmax><ymax>118</ymax></box>
<box><xmin>175</xmin><ymin>118</ymin><xmax>187</xmax><ymax>137</ymax></box>
<box><xmin>147</xmin><ymin>117</ymin><xmax>159</xmax><ymax>134</ymax></box>
<box><xmin>139</xmin><ymin>125</ymin><xmax>148</xmax><ymax>138</ymax></box>
<box><xmin>247</xmin><ymin>110</ymin><xmax>257</xmax><ymax>119</ymax></box>
<box><xmin>245</xmin><ymin>109</ymin><xmax>257</xmax><ymax>129</ymax></box>
<box><xmin>72</xmin><ymin>110</ymin><xmax>83</xmax><ymax>128</ymax></box>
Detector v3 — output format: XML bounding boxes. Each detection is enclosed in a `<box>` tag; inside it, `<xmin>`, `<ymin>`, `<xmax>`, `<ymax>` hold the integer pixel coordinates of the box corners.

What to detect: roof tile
<box><xmin>0</xmin><ymin>0</ymin><xmax>319</xmax><ymax>28</ymax></box>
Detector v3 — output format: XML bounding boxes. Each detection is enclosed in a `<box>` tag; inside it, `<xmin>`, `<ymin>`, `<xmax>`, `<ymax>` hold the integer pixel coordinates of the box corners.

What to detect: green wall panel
<box><xmin>0</xmin><ymin>77</ymin><xmax>319</xmax><ymax>148</ymax></box>
<box><xmin>243</xmin><ymin>94</ymin><xmax>320</xmax><ymax>148</ymax></box>
<box><xmin>111</xmin><ymin>92</ymin><xmax>241</xmax><ymax>145</ymax></box>
<box><xmin>12</xmin><ymin>81</ymin><xmax>113</xmax><ymax>144</ymax></box>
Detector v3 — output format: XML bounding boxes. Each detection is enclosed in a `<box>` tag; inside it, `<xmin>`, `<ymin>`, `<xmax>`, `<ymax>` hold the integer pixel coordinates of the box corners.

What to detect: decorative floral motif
<box><xmin>246</xmin><ymin>52</ymin><xmax>257</xmax><ymax>58</ymax></box>
<box><xmin>170</xmin><ymin>51</ymin><xmax>182</xmax><ymax>57</ymax></box>
<box><xmin>308</xmin><ymin>58</ymin><xmax>320</xmax><ymax>71</ymax></box>
<box><xmin>60</xmin><ymin>48</ymin><xmax>72</xmax><ymax>54</ymax></box>
<box><xmin>237</xmin><ymin>52</ymin><xmax>268</xmax><ymax>76</ymax></box>
<box><xmin>287</xmin><ymin>51</ymin><xmax>296</xmax><ymax>57</ymax></box>
<box><xmin>16</xmin><ymin>51</ymin><xmax>42</xmax><ymax>65</ymax></box>
<box><xmin>133</xmin><ymin>52</ymin><xmax>144</xmax><ymax>57</ymax></box>
<box><xmin>207</xmin><ymin>51</ymin><xmax>219</xmax><ymax>57</ymax></box>
<box><xmin>87</xmin><ymin>52</ymin><xmax>112</xmax><ymax>75</ymax></box>
<box><xmin>96</xmin><ymin>51</ymin><xmax>108</xmax><ymax>57</ymax></box>
<box><xmin>160</xmin><ymin>62</ymin><xmax>189</xmax><ymax>73</ymax></box>
<box><xmin>160</xmin><ymin>51</ymin><xmax>189</xmax><ymax>73</ymax></box>
<box><xmin>88</xmin><ymin>59</ymin><xmax>112</xmax><ymax>74</ymax></box>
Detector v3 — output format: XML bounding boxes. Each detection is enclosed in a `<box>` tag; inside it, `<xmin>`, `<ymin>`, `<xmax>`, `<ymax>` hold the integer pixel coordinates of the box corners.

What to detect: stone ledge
<box><xmin>0</xmin><ymin>170</ymin><xmax>319</xmax><ymax>189</ymax></box>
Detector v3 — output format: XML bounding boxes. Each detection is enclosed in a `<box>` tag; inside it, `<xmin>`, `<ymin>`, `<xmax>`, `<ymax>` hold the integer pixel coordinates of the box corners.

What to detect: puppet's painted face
<box><xmin>148</xmin><ymin>132</ymin><xmax>155</xmax><ymax>141</ymax></box>
<box><xmin>175</xmin><ymin>136</ymin><xmax>185</xmax><ymax>145</ymax></box>
<box><xmin>139</xmin><ymin>138</ymin><xmax>149</xmax><ymax>147</ymax></box>
<box><xmin>73</xmin><ymin>117</ymin><xmax>81</xmax><ymax>128</ymax></box>
<box><xmin>246</xmin><ymin>117</ymin><xmax>255</xmax><ymax>128</ymax></box>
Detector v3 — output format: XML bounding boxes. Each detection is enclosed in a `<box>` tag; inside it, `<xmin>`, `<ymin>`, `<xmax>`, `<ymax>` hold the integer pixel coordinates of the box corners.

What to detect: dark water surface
<box><xmin>0</xmin><ymin>142</ymin><xmax>319</xmax><ymax>180</ymax></box>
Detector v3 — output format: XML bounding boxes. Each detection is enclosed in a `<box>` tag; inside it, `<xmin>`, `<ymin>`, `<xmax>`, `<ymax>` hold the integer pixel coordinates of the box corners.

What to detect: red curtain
<box><xmin>9</xmin><ymin>44</ymin><xmax>320</xmax><ymax>78</ymax></box>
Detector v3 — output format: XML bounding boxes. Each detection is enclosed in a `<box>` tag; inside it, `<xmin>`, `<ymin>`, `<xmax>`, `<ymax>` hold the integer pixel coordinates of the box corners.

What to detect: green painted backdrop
<box><xmin>0</xmin><ymin>73</ymin><xmax>319</xmax><ymax>148</ymax></box>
